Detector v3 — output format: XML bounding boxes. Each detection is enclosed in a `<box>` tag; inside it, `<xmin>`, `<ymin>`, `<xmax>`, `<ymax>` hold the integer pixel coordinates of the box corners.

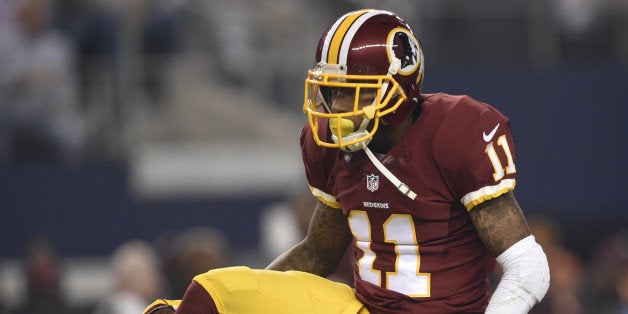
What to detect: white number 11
<box><xmin>485</xmin><ymin>134</ymin><xmax>516</xmax><ymax>181</ymax></box>
<box><xmin>348</xmin><ymin>211</ymin><xmax>431</xmax><ymax>297</ymax></box>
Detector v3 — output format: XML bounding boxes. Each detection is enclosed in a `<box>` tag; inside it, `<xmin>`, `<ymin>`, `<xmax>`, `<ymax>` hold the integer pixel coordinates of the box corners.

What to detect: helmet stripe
<box><xmin>338</xmin><ymin>10</ymin><xmax>387</xmax><ymax>65</ymax></box>
<box><xmin>326</xmin><ymin>10</ymin><xmax>370</xmax><ymax>64</ymax></box>
<box><xmin>320</xmin><ymin>12</ymin><xmax>349</xmax><ymax>63</ymax></box>
<box><xmin>322</xmin><ymin>10</ymin><xmax>395</xmax><ymax>66</ymax></box>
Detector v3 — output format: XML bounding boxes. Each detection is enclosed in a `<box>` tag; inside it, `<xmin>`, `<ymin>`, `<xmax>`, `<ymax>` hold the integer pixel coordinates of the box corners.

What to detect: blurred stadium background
<box><xmin>1</xmin><ymin>0</ymin><xmax>626</xmax><ymax>313</ymax></box>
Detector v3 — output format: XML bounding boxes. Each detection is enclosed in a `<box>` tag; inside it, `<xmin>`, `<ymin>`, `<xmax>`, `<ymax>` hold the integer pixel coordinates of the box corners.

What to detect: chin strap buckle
<box><xmin>396</xmin><ymin>182</ymin><xmax>417</xmax><ymax>200</ymax></box>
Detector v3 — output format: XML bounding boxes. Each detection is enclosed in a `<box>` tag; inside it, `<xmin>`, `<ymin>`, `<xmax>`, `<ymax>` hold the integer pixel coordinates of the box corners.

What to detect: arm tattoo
<box><xmin>266</xmin><ymin>202</ymin><xmax>353</xmax><ymax>276</ymax></box>
<box><xmin>469</xmin><ymin>191</ymin><xmax>531</xmax><ymax>256</ymax></box>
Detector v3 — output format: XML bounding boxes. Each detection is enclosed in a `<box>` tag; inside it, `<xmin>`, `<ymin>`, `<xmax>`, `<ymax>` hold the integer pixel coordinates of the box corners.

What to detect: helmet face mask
<box><xmin>304</xmin><ymin>62</ymin><xmax>406</xmax><ymax>151</ymax></box>
<box><xmin>303</xmin><ymin>9</ymin><xmax>424</xmax><ymax>151</ymax></box>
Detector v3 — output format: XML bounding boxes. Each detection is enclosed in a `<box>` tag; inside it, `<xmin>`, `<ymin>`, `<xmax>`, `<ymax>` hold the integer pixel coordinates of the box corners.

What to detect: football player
<box><xmin>145</xmin><ymin>9</ymin><xmax>549</xmax><ymax>314</ymax></box>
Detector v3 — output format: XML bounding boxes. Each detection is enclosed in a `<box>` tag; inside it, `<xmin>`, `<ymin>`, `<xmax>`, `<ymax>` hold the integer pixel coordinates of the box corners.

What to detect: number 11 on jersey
<box><xmin>485</xmin><ymin>134</ymin><xmax>516</xmax><ymax>181</ymax></box>
<box><xmin>348</xmin><ymin>210</ymin><xmax>431</xmax><ymax>297</ymax></box>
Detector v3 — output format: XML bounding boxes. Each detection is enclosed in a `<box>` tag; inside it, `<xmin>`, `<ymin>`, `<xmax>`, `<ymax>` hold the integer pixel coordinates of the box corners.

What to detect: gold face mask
<box><xmin>303</xmin><ymin>62</ymin><xmax>406</xmax><ymax>151</ymax></box>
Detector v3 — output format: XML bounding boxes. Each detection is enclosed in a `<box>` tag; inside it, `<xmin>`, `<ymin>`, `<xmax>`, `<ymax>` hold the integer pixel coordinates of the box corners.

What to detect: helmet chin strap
<box><xmin>363</xmin><ymin>144</ymin><xmax>417</xmax><ymax>200</ymax></box>
<box><xmin>332</xmin><ymin>119</ymin><xmax>417</xmax><ymax>201</ymax></box>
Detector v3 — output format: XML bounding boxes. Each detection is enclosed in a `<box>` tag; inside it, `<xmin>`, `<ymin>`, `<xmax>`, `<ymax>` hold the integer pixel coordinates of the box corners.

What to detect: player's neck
<box><xmin>369</xmin><ymin>115</ymin><xmax>413</xmax><ymax>154</ymax></box>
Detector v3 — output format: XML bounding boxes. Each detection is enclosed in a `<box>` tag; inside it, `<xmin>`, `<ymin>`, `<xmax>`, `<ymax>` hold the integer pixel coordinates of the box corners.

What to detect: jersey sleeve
<box><xmin>432</xmin><ymin>96</ymin><xmax>517</xmax><ymax>211</ymax></box>
<box><xmin>300</xmin><ymin>123</ymin><xmax>342</xmax><ymax>209</ymax></box>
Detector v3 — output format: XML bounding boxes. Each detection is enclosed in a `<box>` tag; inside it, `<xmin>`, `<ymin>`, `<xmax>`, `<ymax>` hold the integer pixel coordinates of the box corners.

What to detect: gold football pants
<box><xmin>145</xmin><ymin>266</ymin><xmax>368</xmax><ymax>314</ymax></box>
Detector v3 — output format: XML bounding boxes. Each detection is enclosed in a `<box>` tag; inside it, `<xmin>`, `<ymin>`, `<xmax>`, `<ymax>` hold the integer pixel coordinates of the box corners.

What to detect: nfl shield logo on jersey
<box><xmin>366</xmin><ymin>174</ymin><xmax>379</xmax><ymax>192</ymax></box>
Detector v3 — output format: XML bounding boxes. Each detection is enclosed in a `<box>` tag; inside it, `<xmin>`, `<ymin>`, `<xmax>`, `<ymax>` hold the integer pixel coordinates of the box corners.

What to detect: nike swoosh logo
<box><xmin>483</xmin><ymin>123</ymin><xmax>500</xmax><ymax>142</ymax></box>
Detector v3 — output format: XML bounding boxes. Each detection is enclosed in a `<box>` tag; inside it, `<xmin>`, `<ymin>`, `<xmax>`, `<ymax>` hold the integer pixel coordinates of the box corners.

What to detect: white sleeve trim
<box><xmin>461</xmin><ymin>178</ymin><xmax>516</xmax><ymax>210</ymax></box>
<box><xmin>485</xmin><ymin>235</ymin><xmax>550</xmax><ymax>314</ymax></box>
<box><xmin>308</xmin><ymin>185</ymin><xmax>340</xmax><ymax>208</ymax></box>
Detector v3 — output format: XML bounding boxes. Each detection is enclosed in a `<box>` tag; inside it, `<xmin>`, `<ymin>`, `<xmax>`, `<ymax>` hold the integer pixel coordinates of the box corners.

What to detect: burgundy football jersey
<box><xmin>300</xmin><ymin>93</ymin><xmax>517</xmax><ymax>313</ymax></box>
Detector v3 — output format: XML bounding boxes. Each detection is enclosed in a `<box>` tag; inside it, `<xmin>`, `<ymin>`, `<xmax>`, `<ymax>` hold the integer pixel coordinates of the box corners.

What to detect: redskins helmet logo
<box><xmin>387</xmin><ymin>28</ymin><xmax>422</xmax><ymax>76</ymax></box>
